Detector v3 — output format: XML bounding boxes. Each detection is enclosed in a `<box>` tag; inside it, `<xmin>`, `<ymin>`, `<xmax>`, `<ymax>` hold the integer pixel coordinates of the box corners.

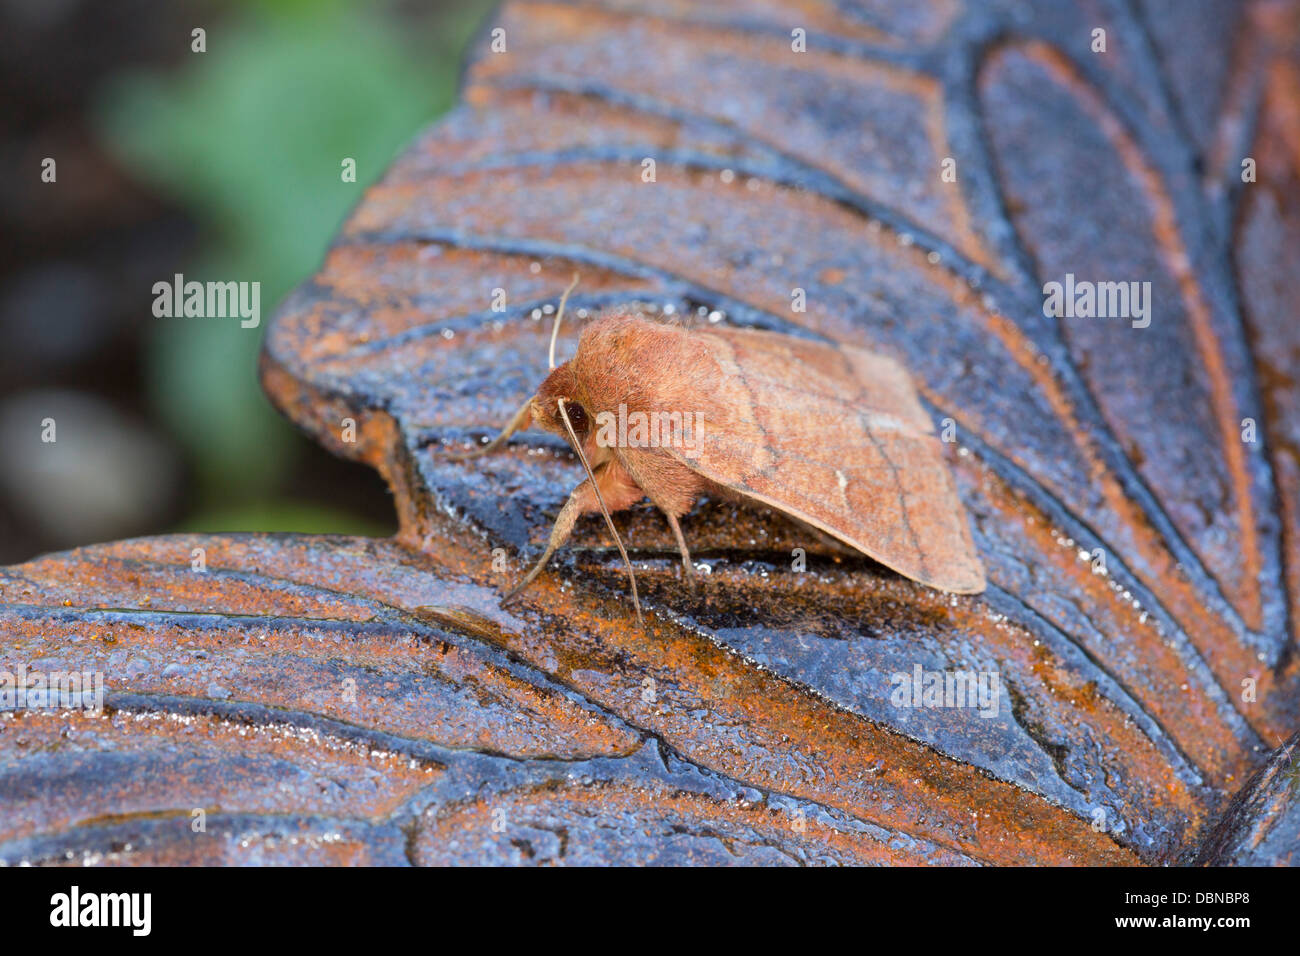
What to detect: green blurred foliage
<box><xmin>173</xmin><ymin>499</ymin><xmax>393</xmax><ymax>538</ymax></box>
<box><xmin>95</xmin><ymin>0</ymin><xmax>493</xmax><ymax>530</ymax></box>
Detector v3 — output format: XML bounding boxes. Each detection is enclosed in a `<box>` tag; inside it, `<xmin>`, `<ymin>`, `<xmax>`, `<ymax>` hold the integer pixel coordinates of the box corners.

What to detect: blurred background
<box><xmin>0</xmin><ymin>0</ymin><xmax>497</xmax><ymax>563</ymax></box>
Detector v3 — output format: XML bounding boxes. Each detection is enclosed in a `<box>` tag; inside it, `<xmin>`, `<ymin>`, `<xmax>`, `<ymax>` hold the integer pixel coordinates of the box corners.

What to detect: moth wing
<box><xmin>670</xmin><ymin>327</ymin><xmax>986</xmax><ymax>594</ymax></box>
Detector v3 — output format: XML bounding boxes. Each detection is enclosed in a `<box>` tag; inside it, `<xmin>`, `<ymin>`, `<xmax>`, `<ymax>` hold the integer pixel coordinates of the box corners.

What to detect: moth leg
<box><xmin>502</xmin><ymin>491</ymin><xmax>584</xmax><ymax>603</ymax></box>
<box><xmin>503</xmin><ymin>460</ymin><xmax>645</xmax><ymax>605</ymax></box>
<box><xmin>446</xmin><ymin>397</ymin><xmax>533</xmax><ymax>460</ymax></box>
<box><xmin>664</xmin><ymin>511</ymin><xmax>696</xmax><ymax>584</ymax></box>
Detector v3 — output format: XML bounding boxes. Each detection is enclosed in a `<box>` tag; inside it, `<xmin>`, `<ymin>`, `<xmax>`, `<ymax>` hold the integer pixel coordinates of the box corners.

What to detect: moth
<box><xmin>453</xmin><ymin>278</ymin><xmax>986</xmax><ymax>622</ymax></box>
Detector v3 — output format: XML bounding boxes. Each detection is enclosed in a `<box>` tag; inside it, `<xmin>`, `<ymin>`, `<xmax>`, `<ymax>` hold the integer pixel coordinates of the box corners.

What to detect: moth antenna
<box><xmin>548</xmin><ymin>273</ymin><xmax>581</xmax><ymax>371</ymax></box>
<box><xmin>447</xmin><ymin>274</ymin><xmax>575</xmax><ymax>461</ymax></box>
<box><xmin>444</xmin><ymin>396</ymin><xmax>532</xmax><ymax>461</ymax></box>
<box><xmin>557</xmin><ymin>396</ymin><xmax>644</xmax><ymax>626</ymax></box>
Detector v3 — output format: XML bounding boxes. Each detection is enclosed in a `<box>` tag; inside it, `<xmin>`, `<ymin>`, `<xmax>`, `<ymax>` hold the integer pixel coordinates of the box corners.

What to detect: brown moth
<box><xmin>454</xmin><ymin>278</ymin><xmax>987</xmax><ymax>622</ymax></box>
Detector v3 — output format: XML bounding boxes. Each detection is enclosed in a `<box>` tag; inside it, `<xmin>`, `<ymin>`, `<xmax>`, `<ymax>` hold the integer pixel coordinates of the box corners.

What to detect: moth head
<box><xmin>531</xmin><ymin>364</ymin><xmax>610</xmax><ymax>467</ymax></box>
<box><xmin>531</xmin><ymin>397</ymin><xmax>591</xmax><ymax>438</ymax></box>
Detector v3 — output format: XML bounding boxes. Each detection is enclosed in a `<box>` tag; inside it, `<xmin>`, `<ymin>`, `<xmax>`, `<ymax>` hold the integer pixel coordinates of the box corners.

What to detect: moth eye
<box><xmin>561</xmin><ymin>401</ymin><xmax>589</xmax><ymax>434</ymax></box>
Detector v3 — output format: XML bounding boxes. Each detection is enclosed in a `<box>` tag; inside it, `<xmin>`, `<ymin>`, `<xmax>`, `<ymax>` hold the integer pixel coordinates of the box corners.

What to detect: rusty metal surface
<box><xmin>1196</xmin><ymin>730</ymin><xmax>1300</xmax><ymax>866</ymax></box>
<box><xmin>1</xmin><ymin>533</ymin><xmax>1115</xmax><ymax>865</ymax></box>
<box><xmin>3</xmin><ymin>0</ymin><xmax>1300</xmax><ymax>865</ymax></box>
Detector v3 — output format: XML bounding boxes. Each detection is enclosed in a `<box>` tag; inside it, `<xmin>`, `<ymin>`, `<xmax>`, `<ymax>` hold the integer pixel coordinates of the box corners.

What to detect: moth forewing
<box><xmin>661</xmin><ymin>328</ymin><xmax>987</xmax><ymax>595</ymax></box>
